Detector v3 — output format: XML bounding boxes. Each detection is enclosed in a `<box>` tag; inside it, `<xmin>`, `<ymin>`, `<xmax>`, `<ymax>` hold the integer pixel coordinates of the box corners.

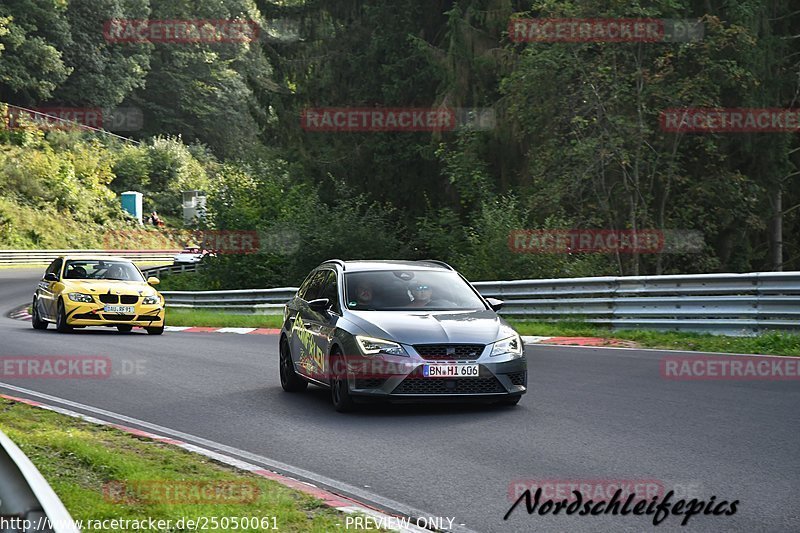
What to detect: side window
<box><xmin>45</xmin><ymin>259</ymin><xmax>63</xmax><ymax>279</ymax></box>
<box><xmin>302</xmin><ymin>270</ymin><xmax>328</xmax><ymax>302</ymax></box>
<box><xmin>297</xmin><ymin>272</ymin><xmax>316</xmax><ymax>300</ymax></box>
<box><xmin>319</xmin><ymin>270</ymin><xmax>340</xmax><ymax>313</ymax></box>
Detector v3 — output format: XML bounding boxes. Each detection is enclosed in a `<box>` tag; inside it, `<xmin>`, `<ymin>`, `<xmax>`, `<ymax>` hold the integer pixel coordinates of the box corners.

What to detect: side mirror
<box><xmin>44</xmin><ymin>273</ymin><xmax>58</xmax><ymax>282</ymax></box>
<box><xmin>307</xmin><ymin>298</ymin><xmax>330</xmax><ymax>313</ymax></box>
<box><xmin>147</xmin><ymin>276</ymin><xmax>160</xmax><ymax>286</ymax></box>
<box><xmin>486</xmin><ymin>297</ymin><xmax>504</xmax><ymax>312</ymax></box>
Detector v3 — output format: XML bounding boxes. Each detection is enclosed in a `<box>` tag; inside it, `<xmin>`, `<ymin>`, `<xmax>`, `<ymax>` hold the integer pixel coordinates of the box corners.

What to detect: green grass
<box><xmin>508</xmin><ymin>319</ymin><xmax>800</xmax><ymax>356</ymax></box>
<box><xmin>167</xmin><ymin>308</ymin><xmax>283</xmax><ymax>328</ymax></box>
<box><xmin>0</xmin><ymin>399</ymin><xmax>367</xmax><ymax>532</ymax></box>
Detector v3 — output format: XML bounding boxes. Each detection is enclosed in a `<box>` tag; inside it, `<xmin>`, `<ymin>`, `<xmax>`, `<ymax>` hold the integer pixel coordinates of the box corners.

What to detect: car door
<box><xmin>289</xmin><ymin>270</ymin><xmax>328</xmax><ymax>379</ymax></box>
<box><xmin>37</xmin><ymin>258</ymin><xmax>62</xmax><ymax>320</ymax></box>
<box><xmin>303</xmin><ymin>269</ymin><xmax>341</xmax><ymax>382</ymax></box>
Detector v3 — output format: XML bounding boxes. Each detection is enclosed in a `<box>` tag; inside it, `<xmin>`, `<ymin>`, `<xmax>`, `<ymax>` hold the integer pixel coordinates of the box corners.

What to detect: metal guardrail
<box><xmin>473</xmin><ymin>272</ymin><xmax>800</xmax><ymax>335</ymax></box>
<box><xmin>0</xmin><ymin>249</ymin><xmax>178</xmax><ymax>265</ymax></box>
<box><xmin>163</xmin><ymin>287</ymin><xmax>296</xmax><ymax>314</ymax></box>
<box><xmin>141</xmin><ymin>263</ymin><xmax>199</xmax><ymax>277</ymax></box>
<box><xmin>0</xmin><ymin>429</ymin><xmax>80</xmax><ymax>532</ymax></box>
<box><xmin>162</xmin><ymin>271</ymin><xmax>800</xmax><ymax>335</ymax></box>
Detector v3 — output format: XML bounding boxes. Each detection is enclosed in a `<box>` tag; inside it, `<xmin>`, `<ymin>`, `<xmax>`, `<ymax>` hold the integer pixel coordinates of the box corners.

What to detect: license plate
<box><xmin>104</xmin><ymin>305</ymin><xmax>134</xmax><ymax>314</ymax></box>
<box><xmin>422</xmin><ymin>364</ymin><xmax>479</xmax><ymax>378</ymax></box>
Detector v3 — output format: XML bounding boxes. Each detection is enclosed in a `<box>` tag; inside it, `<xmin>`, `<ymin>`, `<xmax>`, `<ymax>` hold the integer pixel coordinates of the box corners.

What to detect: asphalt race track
<box><xmin>1</xmin><ymin>268</ymin><xmax>798</xmax><ymax>532</ymax></box>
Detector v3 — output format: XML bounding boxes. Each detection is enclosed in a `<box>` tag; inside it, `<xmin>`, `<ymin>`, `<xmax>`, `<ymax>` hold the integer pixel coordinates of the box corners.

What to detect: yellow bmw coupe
<box><xmin>32</xmin><ymin>256</ymin><xmax>165</xmax><ymax>334</ymax></box>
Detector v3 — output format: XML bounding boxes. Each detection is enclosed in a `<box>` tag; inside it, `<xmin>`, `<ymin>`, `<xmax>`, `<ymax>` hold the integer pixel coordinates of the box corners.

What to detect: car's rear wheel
<box><xmin>117</xmin><ymin>325</ymin><xmax>133</xmax><ymax>333</ymax></box>
<box><xmin>279</xmin><ymin>338</ymin><xmax>307</xmax><ymax>392</ymax></box>
<box><xmin>55</xmin><ymin>300</ymin><xmax>72</xmax><ymax>333</ymax></box>
<box><xmin>31</xmin><ymin>300</ymin><xmax>48</xmax><ymax>330</ymax></box>
<box><xmin>330</xmin><ymin>349</ymin><xmax>355</xmax><ymax>412</ymax></box>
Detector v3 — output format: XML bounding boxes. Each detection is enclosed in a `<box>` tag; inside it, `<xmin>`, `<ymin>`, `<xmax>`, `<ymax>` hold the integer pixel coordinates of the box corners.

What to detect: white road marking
<box><xmin>521</xmin><ymin>336</ymin><xmax>553</xmax><ymax>344</ymax></box>
<box><xmin>217</xmin><ymin>327</ymin><xmax>258</xmax><ymax>334</ymax></box>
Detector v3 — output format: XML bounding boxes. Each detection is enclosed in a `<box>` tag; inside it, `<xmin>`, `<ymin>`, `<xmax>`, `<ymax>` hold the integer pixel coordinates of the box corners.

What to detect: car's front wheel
<box><xmin>31</xmin><ymin>300</ymin><xmax>48</xmax><ymax>330</ymax></box>
<box><xmin>330</xmin><ymin>349</ymin><xmax>355</xmax><ymax>413</ymax></box>
<box><xmin>145</xmin><ymin>326</ymin><xmax>164</xmax><ymax>335</ymax></box>
<box><xmin>55</xmin><ymin>300</ymin><xmax>72</xmax><ymax>333</ymax></box>
<box><xmin>117</xmin><ymin>325</ymin><xmax>133</xmax><ymax>333</ymax></box>
<box><xmin>279</xmin><ymin>337</ymin><xmax>307</xmax><ymax>392</ymax></box>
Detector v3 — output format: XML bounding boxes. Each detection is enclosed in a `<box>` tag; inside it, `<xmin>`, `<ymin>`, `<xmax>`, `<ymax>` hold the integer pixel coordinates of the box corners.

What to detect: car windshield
<box><xmin>344</xmin><ymin>270</ymin><xmax>486</xmax><ymax>311</ymax></box>
<box><xmin>63</xmin><ymin>260</ymin><xmax>145</xmax><ymax>282</ymax></box>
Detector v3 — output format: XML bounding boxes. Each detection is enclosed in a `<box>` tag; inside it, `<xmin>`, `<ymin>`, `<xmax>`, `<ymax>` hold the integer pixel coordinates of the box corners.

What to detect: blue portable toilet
<box><xmin>120</xmin><ymin>191</ymin><xmax>143</xmax><ymax>224</ymax></box>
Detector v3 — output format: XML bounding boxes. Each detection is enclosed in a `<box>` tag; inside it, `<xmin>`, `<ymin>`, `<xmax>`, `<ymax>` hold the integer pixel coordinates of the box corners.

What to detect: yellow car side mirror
<box><xmin>147</xmin><ymin>276</ymin><xmax>160</xmax><ymax>286</ymax></box>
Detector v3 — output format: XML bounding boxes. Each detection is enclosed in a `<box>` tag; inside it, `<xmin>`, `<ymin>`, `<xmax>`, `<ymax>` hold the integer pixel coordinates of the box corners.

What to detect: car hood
<box><xmin>345</xmin><ymin>309</ymin><xmax>514</xmax><ymax>345</ymax></box>
<box><xmin>61</xmin><ymin>280</ymin><xmax>158</xmax><ymax>296</ymax></box>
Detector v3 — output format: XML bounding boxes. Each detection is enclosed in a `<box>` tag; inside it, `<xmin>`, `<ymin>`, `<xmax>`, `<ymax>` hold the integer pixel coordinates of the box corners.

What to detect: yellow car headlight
<box><xmin>68</xmin><ymin>293</ymin><xmax>94</xmax><ymax>303</ymax></box>
<box><xmin>142</xmin><ymin>295</ymin><xmax>160</xmax><ymax>305</ymax></box>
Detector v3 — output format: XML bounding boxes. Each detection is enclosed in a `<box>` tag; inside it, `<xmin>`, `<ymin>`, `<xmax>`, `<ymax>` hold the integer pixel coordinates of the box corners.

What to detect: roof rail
<box><xmin>418</xmin><ymin>260</ymin><xmax>454</xmax><ymax>270</ymax></box>
<box><xmin>322</xmin><ymin>259</ymin><xmax>346</xmax><ymax>271</ymax></box>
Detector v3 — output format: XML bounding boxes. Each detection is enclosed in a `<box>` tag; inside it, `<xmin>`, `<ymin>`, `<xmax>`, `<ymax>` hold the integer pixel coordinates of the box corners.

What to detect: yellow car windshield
<box><xmin>63</xmin><ymin>260</ymin><xmax>145</xmax><ymax>282</ymax></box>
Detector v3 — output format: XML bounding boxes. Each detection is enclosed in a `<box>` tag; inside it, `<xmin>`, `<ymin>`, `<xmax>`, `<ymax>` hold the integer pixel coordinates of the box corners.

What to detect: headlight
<box><xmin>356</xmin><ymin>336</ymin><xmax>408</xmax><ymax>357</ymax></box>
<box><xmin>68</xmin><ymin>293</ymin><xmax>94</xmax><ymax>303</ymax></box>
<box><xmin>142</xmin><ymin>295</ymin><xmax>160</xmax><ymax>305</ymax></box>
<box><xmin>490</xmin><ymin>334</ymin><xmax>523</xmax><ymax>357</ymax></box>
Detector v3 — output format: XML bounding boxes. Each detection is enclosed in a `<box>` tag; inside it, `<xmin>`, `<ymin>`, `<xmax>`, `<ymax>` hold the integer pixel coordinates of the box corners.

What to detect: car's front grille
<box><xmin>393</xmin><ymin>375</ymin><xmax>505</xmax><ymax>395</ymax></box>
<box><xmin>99</xmin><ymin>294</ymin><xmax>119</xmax><ymax>304</ymax></box>
<box><xmin>393</xmin><ymin>367</ymin><xmax>504</xmax><ymax>395</ymax></box>
<box><xmin>120</xmin><ymin>295</ymin><xmax>139</xmax><ymax>304</ymax></box>
<box><xmin>355</xmin><ymin>378</ymin><xmax>386</xmax><ymax>389</ymax></box>
<box><xmin>507</xmin><ymin>371</ymin><xmax>526</xmax><ymax>386</ymax></box>
<box><xmin>413</xmin><ymin>344</ymin><xmax>484</xmax><ymax>360</ymax></box>
<box><xmin>100</xmin><ymin>314</ymin><xmax>136</xmax><ymax>321</ymax></box>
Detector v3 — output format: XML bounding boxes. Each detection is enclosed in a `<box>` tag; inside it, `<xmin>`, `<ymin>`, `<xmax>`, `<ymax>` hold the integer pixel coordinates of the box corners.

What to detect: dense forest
<box><xmin>1</xmin><ymin>0</ymin><xmax>798</xmax><ymax>287</ymax></box>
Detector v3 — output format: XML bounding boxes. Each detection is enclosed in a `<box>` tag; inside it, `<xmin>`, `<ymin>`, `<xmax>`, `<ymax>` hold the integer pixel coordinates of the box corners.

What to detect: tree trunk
<box><xmin>770</xmin><ymin>186</ymin><xmax>782</xmax><ymax>271</ymax></box>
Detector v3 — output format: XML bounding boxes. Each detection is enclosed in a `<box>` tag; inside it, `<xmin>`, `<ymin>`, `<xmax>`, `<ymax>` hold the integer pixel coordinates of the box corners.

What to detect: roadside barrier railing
<box><xmin>160</xmin><ymin>271</ymin><xmax>800</xmax><ymax>335</ymax></box>
<box><xmin>0</xmin><ymin>429</ymin><xmax>80</xmax><ymax>533</ymax></box>
<box><xmin>0</xmin><ymin>249</ymin><xmax>177</xmax><ymax>265</ymax></box>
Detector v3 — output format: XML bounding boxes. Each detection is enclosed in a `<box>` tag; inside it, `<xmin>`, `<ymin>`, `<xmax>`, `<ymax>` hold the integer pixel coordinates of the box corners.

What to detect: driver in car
<box><xmin>354</xmin><ymin>281</ymin><xmax>375</xmax><ymax>307</ymax></box>
<box><xmin>105</xmin><ymin>265</ymin><xmax>126</xmax><ymax>280</ymax></box>
<box><xmin>407</xmin><ymin>283</ymin><xmax>433</xmax><ymax>307</ymax></box>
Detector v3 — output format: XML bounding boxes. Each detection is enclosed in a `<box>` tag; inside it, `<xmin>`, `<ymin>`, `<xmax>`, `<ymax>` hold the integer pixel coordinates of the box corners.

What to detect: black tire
<box><xmin>279</xmin><ymin>337</ymin><xmax>307</xmax><ymax>392</ymax></box>
<box><xmin>117</xmin><ymin>325</ymin><xmax>133</xmax><ymax>333</ymax></box>
<box><xmin>31</xmin><ymin>300</ymin><xmax>48</xmax><ymax>330</ymax></box>
<box><xmin>145</xmin><ymin>326</ymin><xmax>164</xmax><ymax>335</ymax></box>
<box><xmin>55</xmin><ymin>300</ymin><xmax>72</xmax><ymax>333</ymax></box>
<box><xmin>330</xmin><ymin>349</ymin><xmax>355</xmax><ymax>413</ymax></box>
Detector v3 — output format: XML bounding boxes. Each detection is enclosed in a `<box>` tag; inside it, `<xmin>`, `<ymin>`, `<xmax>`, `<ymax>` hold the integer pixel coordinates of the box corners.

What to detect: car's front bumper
<box><xmin>346</xmin><ymin>355</ymin><xmax>527</xmax><ymax>400</ymax></box>
<box><xmin>64</xmin><ymin>302</ymin><xmax>165</xmax><ymax>327</ymax></box>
